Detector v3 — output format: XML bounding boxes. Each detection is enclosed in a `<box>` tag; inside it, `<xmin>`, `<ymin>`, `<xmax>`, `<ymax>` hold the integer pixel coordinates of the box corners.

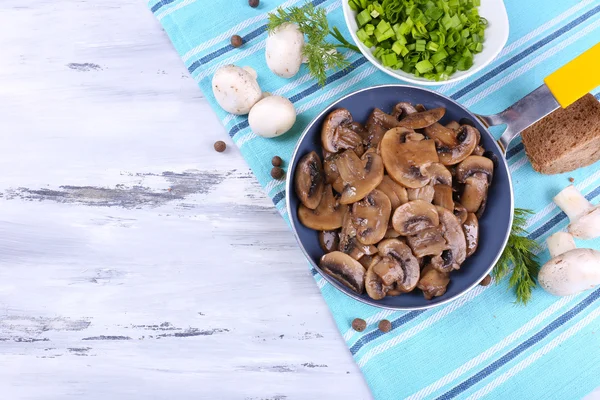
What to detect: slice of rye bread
<box><xmin>521</xmin><ymin>94</ymin><xmax>600</xmax><ymax>175</ymax></box>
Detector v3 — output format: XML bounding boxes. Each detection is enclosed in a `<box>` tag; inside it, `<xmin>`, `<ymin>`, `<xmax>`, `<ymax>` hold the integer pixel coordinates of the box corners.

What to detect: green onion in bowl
<box><xmin>348</xmin><ymin>0</ymin><xmax>487</xmax><ymax>82</ymax></box>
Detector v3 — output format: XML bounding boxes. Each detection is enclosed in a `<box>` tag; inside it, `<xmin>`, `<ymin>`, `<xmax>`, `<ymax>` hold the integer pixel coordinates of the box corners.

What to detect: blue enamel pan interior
<box><xmin>286</xmin><ymin>85</ymin><xmax>514</xmax><ymax>310</ymax></box>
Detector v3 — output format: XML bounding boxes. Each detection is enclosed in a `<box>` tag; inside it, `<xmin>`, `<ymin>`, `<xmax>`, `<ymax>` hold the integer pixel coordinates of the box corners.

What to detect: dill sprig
<box><xmin>267</xmin><ymin>3</ymin><xmax>357</xmax><ymax>86</ymax></box>
<box><xmin>493</xmin><ymin>208</ymin><xmax>542</xmax><ymax>305</ymax></box>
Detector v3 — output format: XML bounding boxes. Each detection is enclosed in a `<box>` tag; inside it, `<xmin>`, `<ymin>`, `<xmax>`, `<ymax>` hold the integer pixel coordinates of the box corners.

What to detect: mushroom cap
<box><xmin>321</xmin><ymin>109</ymin><xmax>360</xmax><ymax>153</ymax></box>
<box><xmin>417</xmin><ymin>264</ymin><xmax>450</xmax><ymax>300</ymax></box>
<box><xmin>538</xmin><ymin>248</ymin><xmax>600</xmax><ymax>296</ymax></box>
<box><xmin>339</xmin><ymin>212</ymin><xmax>377</xmax><ymax>260</ymax></box>
<box><xmin>294</xmin><ymin>151</ymin><xmax>325</xmax><ymax>210</ymax></box>
<box><xmin>456</xmin><ymin>155</ymin><xmax>494</xmax><ymax>183</ymax></box>
<box><xmin>376</xmin><ymin>239</ymin><xmax>420</xmax><ymax>293</ymax></box>
<box><xmin>426</xmin><ymin>163</ymin><xmax>453</xmax><ymax>186</ymax></box>
<box><xmin>351</xmin><ymin>189</ymin><xmax>392</xmax><ymax>245</ymax></box>
<box><xmin>365</xmin><ymin>263</ymin><xmax>392</xmax><ymax>300</ymax></box>
<box><xmin>318</xmin><ymin>230</ymin><xmax>340</xmax><ymax>254</ymax></box>
<box><xmin>463</xmin><ymin>213</ymin><xmax>479</xmax><ymax>258</ymax></box>
<box><xmin>298</xmin><ymin>185</ymin><xmax>347</xmax><ymax>230</ymax></box>
<box><xmin>406</xmin><ymin>226</ymin><xmax>447</xmax><ymax>258</ymax></box>
<box><xmin>397</xmin><ymin>108</ymin><xmax>445</xmax><ymax>129</ymax></box>
<box><xmin>424</xmin><ymin>123</ymin><xmax>458</xmax><ymax>147</ymax></box>
<box><xmin>319</xmin><ymin>251</ymin><xmax>366</xmax><ymax>294</ymax></box>
<box><xmin>364</xmin><ymin>110</ymin><xmax>388</xmax><ymax>148</ymax></box>
<box><xmin>265</xmin><ymin>23</ymin><xmax>305</xmax><ymax>78</ymax></box>
<box><xmin>335</xmin><ymin>150</ymin><xmax>384</xmax><ymax>204</ymax></box>
<box><xmin>392</xmin><ymin>200</ymin><xmax>440</xmax><ymax>236</ymax></box>
<box><xmin>212</xmin><ymin>64</ymin><xmax>262</xmax><ymax>115</ymax></box>
<box><xmin>392</xmin><ymin>102</ymin><xmax>418</xmax><ymax>120</ymax></box>
<box><xmin>437</xmin><ymin>206</ymin><xmax>467</xmax><ymax>269</ymax></box>
<box><xmin>437</xmin><ymin>125</ymin><xmax>479</xmax><ymax>165</ymax></box>
<box><xmin>569</xmin><ymin>207</ymin><xmax>600</xmax><ymax>240</ymax></box>
<box><xmin>376</xmin><ymin>175</ymin><xmax>408</xmax><ymax>211</ymax></box>
<box><xmin>461</xmin><ymin>173</ymin><xmax>489</xmax><ymax>214</ymax></box>
<box><xmin>372</xmin><ymin>256</ymin><xmax>405</xmax><ymax>287</ymax></box>
<box><xmin>433</xmin><ymin>184</ymin><xmax>455</xmax><ymax>211</ymax></box>
<box><xmin>248</xmin><ymin>95</ymin><xmax>296</xmax><ymax>138</ymax></box>
<box><xmin>380</xmin><ymin>129</ymin><xmax>439</xmax><ymax>189</ymax></box>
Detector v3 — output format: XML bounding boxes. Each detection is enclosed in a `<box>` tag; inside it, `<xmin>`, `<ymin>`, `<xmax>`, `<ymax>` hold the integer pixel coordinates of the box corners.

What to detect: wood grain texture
<box><xmin>0</xmin><ymin>1</ymin><xmax>371</xmax><ymax>399</ymax></box>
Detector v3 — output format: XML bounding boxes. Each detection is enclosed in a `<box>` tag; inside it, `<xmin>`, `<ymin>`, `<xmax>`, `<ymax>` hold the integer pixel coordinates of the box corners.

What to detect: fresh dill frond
<box><xmin>493</xmin><ymin>208</ymin><xmax>542</xmax><ymax>305</ymax></box>
<box><xmin>267</xmin><ymin>2</ymin><xmax>357</xmax><ymax>86</ymax></box>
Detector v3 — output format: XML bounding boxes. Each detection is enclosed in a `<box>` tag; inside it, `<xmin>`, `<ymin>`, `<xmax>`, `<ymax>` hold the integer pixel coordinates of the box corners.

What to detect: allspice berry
<box><xmin>231</xmin><ymin>35</ymin><xmax>243</xmax><ymax>48</ymax></box>
<box><xmin>271</xmin><ymin>167</ymin><xmax>284</xmax><ymax>180</ymax></box>
<box><xmin>249</xmin><ymin>0</ymin><xmax>259</xmax><ymax>7</ymax></box>
<box><xmin>480</xmin><ymin>274</ymin><xmax>492</xmax><ymax>286</ymax></box>
<box><xmin>352</xmin><ymin>318</ymin><xmax>366</xmax><ymax>332</ymax></box>
<box><xmin>378</xmin><ymin>319</ymin><xmax>392</xmax><ymax>333</ymax></box>
<box><xmin>272</xmin><ymin>156</ymin><xmax>283</xmax><ymax>167</ymax></box>
<box><xmin>214</xmin><ymin>141</ymin><xmax>226</xmax><ymax>152</ymax></box>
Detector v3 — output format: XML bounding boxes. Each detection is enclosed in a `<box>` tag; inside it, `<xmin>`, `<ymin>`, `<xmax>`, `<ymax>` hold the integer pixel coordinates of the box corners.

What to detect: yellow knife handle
<box><xmin>544</xmin><ymin>42</ymin><xmax>600</xmax><ymax>108</ymax></box>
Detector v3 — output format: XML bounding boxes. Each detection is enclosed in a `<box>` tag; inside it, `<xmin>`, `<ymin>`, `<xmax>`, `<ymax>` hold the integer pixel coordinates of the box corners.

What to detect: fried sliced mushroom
<box><xmin>418</xmin><ymin>264</ymin><xmax>450</xmax><ymax>300</ymax></box>
<box><xmin>436</xmin><ymin>125</ymin><xmax>479</xmax><ymax>166</ymax></box>
<box><xmin>298</xmin><ymin>185</ymin><xmax>347</xmax><ymax>230</ymax></box>
<box><xmin>397</xmin><ymin>107</ymin><xmax>445</xmax><ymax>129</ymax></box>
<box><xmin>321</xmin><ymin>109</ymin><xmax>354</xmax><ymax>152</ymax></box>
<box><xmin>372</xmin><ymin>256</ymin><xmax>404</xmax><ymax>288</ymax></box>
<box><xmin>424</xmin><ymin>123</ymin><xmax>458</xmax><ymax>147</ymax></box>
<box><xmin>380</xmin><ymin>129</ymin><xmax>439</xmax><ymax>188</ymax></box>
<box><xmin>456</xmin><ymin>156</ymin><xmax>494</xmax><ymax>214</ymax></box>
<box><xmin>377</xmin><ymin>238</ymin><xmax>420</xmax><ymax>292</ymax></box>
<box><xmin>319</xmin><ymin>230</ymin><xmax>340</xmax><ymax>254</ymax></box>
<box><xmin>365</xmin><ymin>263</ymin><xmax>392</xmax><ymax>300</ymax></box>
<box><xmin>433</xmin><ymin>184</ymin><xmax>454</xmax><ymax>210</ymax></box>
<box><xmin>426</xmin><ymin>163</ymin><xmax>452</xmax><ymax>186</ymax></box>
<box><xmin>364</xmin><ymin>110</ymin><xmax>388</xmax><ymax>148</ymax></box>
<box><xmin>392</xmin><ymin>200</ymin><xmax>440</xmax><ymax>236</ymax></box>
<box><xmin>463</xmin><ymin>213</ymin><xmax>479</xmax><ymax>257</ymax></box>
<box><xmin>406</xmin><ymin>226</ymin><xmax>447</xmax><ymax>258</ymax></box>
<box><xmin>359</xmin><ymin>254</ymin><xmax>382</xmax><ymax>270</ymax></box>
<box><xmin>377</xmin><ymin>175</ymin><xmax>409</xmax><ymax>211</ymax></box>
<box><xmin>319</xmin><ymin>251</ymin><xmax>366</xmax><ymax>294</ymax></box>
<box><xmin>445</xmin><ymin>121</ymin><xmax>460</xmax><ymax>130</ymax></box>
<box><xmin>392</xmin><ymin>102</ymin><xmax>418</xmax><ymax>120</ymax></box>
<box><xmin>436</xmin><ymin>206</ymin><xmax>467</xmax><ymax>269</ymax></box>
<box><xmin>407</xmin><ymin>185</ymin><xmax>435</xmax><ymax>203</ymax></box>
<box><xmin>351</xmin><ymin>189</ymin><xmax>391</xmax><ymax>245</ymax></box>
<box><xmin>339</xmin><ymin>212</ymin><xmax>376</xmax><ymax>260</ymax></box>
<box><xmin>295</xmin><ymin>151</ymin><xmax>325</xmax><ymax>210</ymax></box>
<box><xmin>454</xmin><ymin>203</ymin><xmax>469</xmax><ymax>224</ymax></box>
<box><xmin>473</xmin><ymin>145</ymin><xmax>485</xmax><ymax>156</ymax></box>
<box><xmin>336</xmin><ymin>150</ymin><xmax>384</xmax><ymax>204</ymax></box>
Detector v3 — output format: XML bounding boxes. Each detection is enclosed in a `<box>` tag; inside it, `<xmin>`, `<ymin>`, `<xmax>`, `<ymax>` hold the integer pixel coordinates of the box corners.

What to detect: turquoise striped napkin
<box><xmin>148</xmin><ymin>0</ymin><xmax>600</xmax><ymax>398</ymax></box>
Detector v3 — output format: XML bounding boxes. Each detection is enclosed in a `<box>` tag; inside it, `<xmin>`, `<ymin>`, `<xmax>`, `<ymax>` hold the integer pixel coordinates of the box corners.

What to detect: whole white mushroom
<box><xmin>265</xmin><ymin>23</ymin><xmax>305</xmax><ymax>78</ymax></box>
<box><xmin>212</xmin><ymin>65</ymin><xmax>262</xmax><ymax>115</ymax></box>
<box><xmin>553</xmin><ymin>185</ymin><xmax>600</xmax><ymax>239</ymax></box>
<box><xmin>538</xmin><ymin>231</ymin><xmax>600</xmax><ymax>296</ymax></box>
<box><xmin>248</xmin><ymin>95</ymin><xmax>296</xmax><ymax>138</ymax></box>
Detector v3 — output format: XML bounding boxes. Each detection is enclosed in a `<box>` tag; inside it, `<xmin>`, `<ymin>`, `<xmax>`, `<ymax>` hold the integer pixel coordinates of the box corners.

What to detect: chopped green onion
<box><xmin>357</xmin><ymin>9</ymin><xmax>372</xmax><ymax>27</ymax></box>
<box><xmin>357</xmin><ymin>28</ymin><xmax>369</xmax><ymax>42</ymax></box>
<box><xmin>416</xmin><ymin>59</ymin><xmax>434</xmax><ymax>73</ymax></box>
<box><xmin>415</xmin><ymin>39</ymin><xmax>426</xmax><ymax>52</ymax></box>
<box><xmin>381</xmin><ymin>52</ymin><xmax>398</xmax><ymax>67</ymax></box>
<box><xmin>365</xmin><ymin>24</ymin><xmax>375</xmax><ymax>36</ymax></box>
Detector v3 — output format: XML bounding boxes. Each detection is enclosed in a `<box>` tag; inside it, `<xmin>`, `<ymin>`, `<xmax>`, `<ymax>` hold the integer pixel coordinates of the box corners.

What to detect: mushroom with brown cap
<box><xmin>433</xmin><ymin>184</ymin><xmax>454</xmax><ymax>210</ymax></box>
<box><xmin>351</xmin><ymin>189</ymin><xmax>391</xmax><ymax>245</ymax></box>
<box><xmin>454</xmin><ymin>203</ymin><xmax>469</xmax><ymax>224</ymax></box>
<box><xmin>424</xmin><ymin>123</ymin><xmax>458</xmax><ymax>147</ymax></box>
<box><xmin>407</xmin><ymin>185</ymin><xmax>435</xmax><ymax>203</ymax></box>
<box><xmin>359</xmin><ymin>254</ymin><xmax>382</xmax><ymax>270</ymax></box>
<box><xmin>397</xmin><ymin>107</ymin><xmax>445</xmax><ymax>129</ymax></box>
<box><xmin>392</xmin><ymin>102</ymin><xmax>418</xmax><ymax>120</ymax></box>
<box><xmin>298</xmin><ymin>185</ymin><xmax>347</xmax><ymax>230</ymax></box>
<box><xmin>436</xmin><ymin>206</ymin><xmax>467</xmax><ymax>270</ymax></box>
<box><xmin>294</xmin><ymin>151</ymin><xmax>325</xmax><ymax>209</ymax></box>
<box><xmin>319</xmin><ymin>230</ymin><xmax>340</xmax><ymax>254</ymax></box>
<box><xmin>375</xmin><ymin>239</ymin><xmax>420</xmax><ymax>291</ymax></box>
<box><xmin>377</xmin><ymin>175</ymin><xmax>408</xmax><ymax>211</ymax></box>
<box><xmin>321</xmin><ymin>108</ymin><xmax>363</xmax><ymax>154</ymax></box>
<box><xmin>406</xmin><ymin>226</ymin><xmax>447</xmax><ymax>258</ymax></box>
<box><xmin>365</xmin><ymin>262</ymin><xmax>392</xmax><ymax>300</ymax></box>
<box><xmin>392</xmin><ymin>200</ymin><xmax>440</xmax><ymax>236</ymax></box>
<box><xmin>417</xmin><ymin>264</ymin><xmax>450</xmax><ymax>300</ymax></box>
<box><xmin>426</xmin><ymin>163</ymin><xmax>453</xmax><ymax>186</ymax></box>
<box><xmin>463</xmin><ymin>213</ymin><xmax>479</xmax><ymax>257</ymax></box>
<box><xmin>435</xmin><ymin>125</ymin><xmax>479</xmax><ymax>165</ymax></box>
<box><xmin>319</xmin><ymin>251</ymin><xmax>366</xmax><ymax>294</ymax></box>
<box><xmin>339</xmin><ymin>212</ymin><xmax>377</xmax><ymax>260</ymax></box>
<box><xmin>380</xmin><ymin>128</ymin><xmax>440</xmax><ymax>188</ymax></box>
<box><xmin>538</xmin><ymin>231</ymin><xmax>600</xmax><ymax>296</ymax></box>
<box><xmin>335</xmin><ymin>150</ymin><xmax>384</xmax><ymax>204</ymax></box>
<box><xmin>456</xmin><ymin>155</ymin><xmax>494</xmax><ymax>214</ymax></box>
<box><xmin>364</xmin><ymin>110</ymin><xmax>389</xmax><ymax>148</ymax></box>
<box><xmin>553</xmin><ymin>185</ymin><xmax>600</xmax><ymax>240</ymax></box>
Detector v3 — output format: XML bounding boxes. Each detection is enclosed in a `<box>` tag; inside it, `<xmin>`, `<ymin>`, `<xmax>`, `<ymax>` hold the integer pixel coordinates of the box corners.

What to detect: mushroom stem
<box><xmin>547</xmin><ymin>231</ymin><xmax>576</xmax><ymax>258</ymax></box>
<box><xmin>554</xmin><ymin>185</ymin><xmax>593</xmax><ymax>221</ymax></box>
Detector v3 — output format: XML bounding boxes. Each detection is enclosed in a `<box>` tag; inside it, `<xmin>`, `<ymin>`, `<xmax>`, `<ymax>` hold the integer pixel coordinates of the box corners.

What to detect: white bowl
<box><xmin>342</xmin><ymin>0</ymin><xmax>510</xmax><ymax>86</ymax></box>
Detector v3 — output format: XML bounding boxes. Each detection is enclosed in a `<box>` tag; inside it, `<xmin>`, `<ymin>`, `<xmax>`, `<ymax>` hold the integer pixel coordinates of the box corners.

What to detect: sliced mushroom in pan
<box><xmin>377</xmin><ymin>175</ymin><xmax>408</xmax><ymax>211</ymax></box>
<box><xmin>406</xmin><ymin>226</ymin><xmax>447</xmax><ymax>258</ymax></box>
<box><xmin>424</xmin><ymin>122</ymin><xmax>458</xmax><ymax>147</ymax></box>
<box><xmin>433</xmin><ymin>184</ymin><xmax>454</xmax><ymax>210</ymax></box>
<box><xmin>463</xmin><ymin>213</ymin><xmax>479</xmax><ymax>257</ymax></box>
<box><xmin>380</xmin><ymin>128</ymin><xmax>439</xmax><ymax>188</ymax></box>
<box><xmin>359</xmin><ymin>254</ymin><xmax>382</xmax><ymax>270</ymax></box>
<box><xmin>456</xmin><ymin>156</ymin><xmax>494</xmax><ymax>214</ymax></box>
<box><xmin>426</xmin><ymin>163</ymin><xmax>453</xmax><ymax>186</ymax></box>
<box><xmin>298</xmin><ymin>185</ymin><xmax>347</xmax><ymax>230</ymax></box>
<box><xmin>407</xmin><ymin>185</ymin><xmax>435</xmax><ymax>203</ymax></box>
<box><xmin>294</xmin><ymin>151</ymin><xmax>325</xmax><ymax>210</ymax></box>
<box><xmin>436</xmin><ymin>125</ymin><xmax>479</xmax><ymax>166</ymax></box>
<box><xmin>392</xmin><ymin>200</ymin><xmax>440</xmax><ymax>236</ymax></box>
<box><xmin>351</xmin><ymin>189</ymin><xmax>391</xmax><ymax>245</ymax></box>
<box><xmin>377</xmin><ymin>238</ymin><xmax>420</xmax><ymax>292</ymax></box>
<box><xmin>321</xmin><ymin>109</ymin><xmax>354</xmax><ymax>153</ymax></box>
<box><xmin>365</xmin><ymin>262</ymin><xmax>392</xmax><ymax>300</ymax></box>
<box><xmin>319</xmin><ymin>251</ymin><xmax>365</xmax><ymax>294</ymax></box>
<box><xmin>335</xmin><ymin>150</ymin><xmax>384</xmax><ymax>204</ymax></box>
<box><xmin>417</xmin><ymin>264</ymin><xmax>450</xmax><ymax>300</ymax></box>
<box><xmin>392</xmin><ymin>102</ymin><xmax>418</xmax><ymax>120</ymax></box>
<box><xmin>454</xmin><ymin>203</ymin><xmax>469</xmax><ymax>224</ymax></box>
<box><xmin>397</xmin><ymin>107</ymin><xmax>445</xmax><ymax>129</ymax></box>
<box><xmin>436</xmin><ymin>206</ymin><xmax>467</xmax><ymax>269</ymax></box>
<box><xmin>339</xmin><ymin>212</ymin><xmax>377</xmax><ymax>260</ymax></box>
<box><xmin>319</xmin><ymin>230</ymin><xmax>340</xmax><ymax>254</ymax></box>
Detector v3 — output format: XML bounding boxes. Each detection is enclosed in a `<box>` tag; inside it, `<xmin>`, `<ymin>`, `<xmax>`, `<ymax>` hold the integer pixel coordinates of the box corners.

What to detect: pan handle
<box><xmin>477</xmin><ymin>84</ymin><xmax>559</xmax><ymax>153</ymax></box>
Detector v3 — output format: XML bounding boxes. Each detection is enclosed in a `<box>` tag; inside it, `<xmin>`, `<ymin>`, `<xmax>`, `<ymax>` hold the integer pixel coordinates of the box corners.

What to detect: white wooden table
<box><xmin>0</xmin><ymin>1</ymin><xmax>372</xmax><ymax>398</ymax></box>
